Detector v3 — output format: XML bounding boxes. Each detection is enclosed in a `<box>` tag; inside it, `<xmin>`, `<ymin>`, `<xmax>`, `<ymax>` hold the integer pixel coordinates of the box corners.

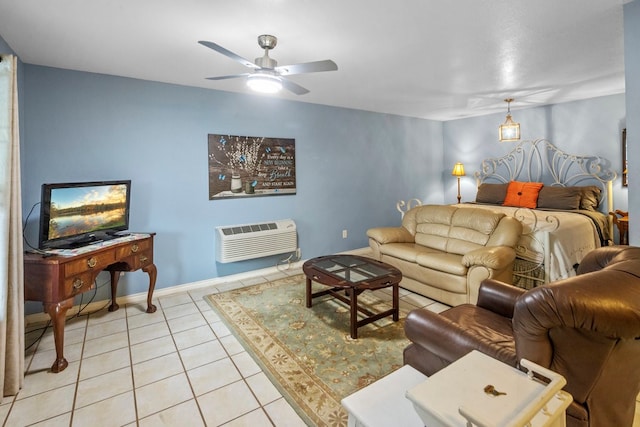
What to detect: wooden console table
<box><xmin>24</xmin><ymin>233</ymin><xmax>157</xmax><ymax>372</ymax></box>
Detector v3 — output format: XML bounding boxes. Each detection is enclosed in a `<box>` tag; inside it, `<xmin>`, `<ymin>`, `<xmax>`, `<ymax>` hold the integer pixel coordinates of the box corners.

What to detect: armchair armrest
<box><xmin>404</xmin><ymin>309</ymin><xmax>480</xmax><ymax>363</ymax></box>
<box><xmin>462</xmin><ymin>246</ymin><xmax>516</xmax><ymax>270</ymax></box>
<box><xmin>366</xmin><ymin>227</ymin><xmax>414</xmax><ymax>244</ymax></box>
<box><xmin>476</xmin><ymin>279</ymin><xmax>525</xmax><ymax>318</ymax></box>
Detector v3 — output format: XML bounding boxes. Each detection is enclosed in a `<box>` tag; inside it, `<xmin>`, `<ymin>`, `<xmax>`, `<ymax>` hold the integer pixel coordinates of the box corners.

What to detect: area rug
<box><xmin>205</xmin><ymin>274</ymin><xmax>411</xmax><ymax>426</ymax></box>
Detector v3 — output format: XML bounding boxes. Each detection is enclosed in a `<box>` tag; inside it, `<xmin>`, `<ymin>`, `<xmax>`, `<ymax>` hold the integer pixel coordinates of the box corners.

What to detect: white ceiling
<box><xmin>0</xmin><ymin>0</ymin><xmax>628</xmax><ymax>121</ymax></box>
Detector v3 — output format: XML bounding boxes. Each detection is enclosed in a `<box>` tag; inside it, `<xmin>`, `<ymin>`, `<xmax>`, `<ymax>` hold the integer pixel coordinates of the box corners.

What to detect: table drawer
<box><xmin>128</xmin><ymin>250</ymin><xmax>153</xmax><ymax>270</ymax></box>
<box><xmin>65</xmin><ymin>251</ymin><xmax>116</xmax><ymax>277</ymax></box>
<box><xmin>115</xmin><ymin>239</ymin><xmax>151</xmax><ymax>258</ymax></box>
<box><xmin>63</xmin><ymin>272</ymin><xmax>95</xmax><ymax>298</ymax></box>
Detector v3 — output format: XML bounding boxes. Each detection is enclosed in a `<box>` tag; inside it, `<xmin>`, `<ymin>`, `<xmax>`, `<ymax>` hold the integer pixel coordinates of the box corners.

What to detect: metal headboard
<box><xmin>474</xmin><ymin>139</ymin><xmax>616</xmax><ymax>214</ymax></box>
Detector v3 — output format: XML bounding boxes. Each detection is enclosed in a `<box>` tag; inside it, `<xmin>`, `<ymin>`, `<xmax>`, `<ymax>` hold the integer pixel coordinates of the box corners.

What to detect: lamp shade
<box><xmin>452</xmin><ymin>162</ymin><xmax>465</xmax><ymax>177</ymax></box>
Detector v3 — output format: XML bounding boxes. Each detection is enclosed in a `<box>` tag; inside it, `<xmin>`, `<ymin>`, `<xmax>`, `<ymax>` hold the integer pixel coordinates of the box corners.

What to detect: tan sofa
<box><xmin>367</xmin><ymin>205</ymin><xmax>522</xmax><ymax>306</ymax></box>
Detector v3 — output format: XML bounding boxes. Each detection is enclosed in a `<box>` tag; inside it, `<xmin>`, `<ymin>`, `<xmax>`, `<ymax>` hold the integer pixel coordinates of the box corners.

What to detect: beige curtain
<box><xmin>0</xmin><ymin>54</ymin><xmax>24</xmax><ymax>399</ymax></box>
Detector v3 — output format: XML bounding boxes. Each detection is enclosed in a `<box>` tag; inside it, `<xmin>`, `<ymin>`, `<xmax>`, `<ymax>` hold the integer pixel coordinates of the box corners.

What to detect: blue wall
<box><xmin>20</xmin><ymin>65</ymin><xmax>444</xmax><ymax>306</ymax></box>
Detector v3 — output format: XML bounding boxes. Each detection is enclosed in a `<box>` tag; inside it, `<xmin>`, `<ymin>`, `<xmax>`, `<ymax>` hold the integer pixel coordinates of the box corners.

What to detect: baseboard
<box><xmin>24</xmin><ymin>247</ymin><xmax>370</xmax><ymax>326</ymax></box>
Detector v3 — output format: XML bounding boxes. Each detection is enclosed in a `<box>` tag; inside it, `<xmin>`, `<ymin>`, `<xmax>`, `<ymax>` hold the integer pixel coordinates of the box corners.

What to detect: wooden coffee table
<box><xmin>303</xmin><ymin>254</ymin><xmax>402</xmax><ymax>339</ymax></box>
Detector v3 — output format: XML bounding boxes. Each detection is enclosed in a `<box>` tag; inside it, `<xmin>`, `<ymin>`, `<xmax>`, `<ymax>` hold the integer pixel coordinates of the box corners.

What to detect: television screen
<box><xmin>39</xmin><ymin>180</ymin><xmax>131</xmax><ymax>249</ymax></box>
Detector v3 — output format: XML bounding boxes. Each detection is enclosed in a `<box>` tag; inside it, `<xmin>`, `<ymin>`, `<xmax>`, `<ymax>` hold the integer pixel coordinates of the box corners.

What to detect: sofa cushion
<box><xmin>416</xmin><ymin>252</ymin><xmax>467</xmax><ymax>275</ymax></box>
<box><xmin>446</xmin><ymin>208</ymin><xmax>506</xmax><ymax>255</ymax></box>
<box><xmin>413</xmin><ymin>205</ymin><xmax>457</xmax><ymax>251</ymax></box>
<box><xmin>379</xmin><ymin>242</ymin><xmax>438</xmax><ymax>263</ymax></box>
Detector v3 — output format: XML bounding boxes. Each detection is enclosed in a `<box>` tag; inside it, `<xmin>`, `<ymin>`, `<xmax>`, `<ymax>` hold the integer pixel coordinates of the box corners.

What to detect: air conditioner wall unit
<box><xmin>215</xmin><ymin>219</ymin><xmax>297</xmax><ymax>263</ymax></box>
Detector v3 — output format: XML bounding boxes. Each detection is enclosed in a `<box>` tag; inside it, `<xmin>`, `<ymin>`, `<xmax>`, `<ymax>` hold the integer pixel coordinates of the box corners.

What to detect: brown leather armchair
<box><xmin>403</xmin><ymin>245</ymin><xmax>640</xmax><ymax>427</ymax></box>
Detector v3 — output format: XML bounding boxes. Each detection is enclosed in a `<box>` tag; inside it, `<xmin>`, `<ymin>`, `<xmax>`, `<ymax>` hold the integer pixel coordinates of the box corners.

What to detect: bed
<box><xmin>397</xmin><ymin>139</ymin><xmax>616</xmax><ymax>289</ymax></box>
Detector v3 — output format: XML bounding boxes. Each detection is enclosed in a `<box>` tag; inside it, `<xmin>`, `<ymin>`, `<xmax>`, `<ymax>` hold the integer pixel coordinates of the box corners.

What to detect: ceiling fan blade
<box><xmin>281</xmin><ymin>78</ymin><xmax>310</xmax><ymax>95</ymax></box>
<box><xmin>275</xmin><ymin>60</ymin><xmax>338</xmax><ymax>76</ymax></box>
<box><xmin>205</xmin><ymin>73</ymin><xmax>251</xmax><ymax>81</ymax></box>
<box><xmin>198</xmin><ymin>40</ymin><xmax>259</xmax><ymax>69</ymax></box>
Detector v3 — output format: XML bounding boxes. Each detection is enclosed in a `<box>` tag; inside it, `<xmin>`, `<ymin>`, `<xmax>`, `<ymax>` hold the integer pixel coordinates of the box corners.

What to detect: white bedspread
<box><xmin>456</xmin><ymin>204</ymin><xmax>601</xmax><ymax>281</ymax></box>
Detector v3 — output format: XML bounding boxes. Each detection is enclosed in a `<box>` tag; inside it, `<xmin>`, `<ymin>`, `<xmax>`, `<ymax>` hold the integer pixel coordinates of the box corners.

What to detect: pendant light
<box><xmin>498</xmin><ymin>98</ymin><xmax>520</xmax><ymax>142</ymax></box>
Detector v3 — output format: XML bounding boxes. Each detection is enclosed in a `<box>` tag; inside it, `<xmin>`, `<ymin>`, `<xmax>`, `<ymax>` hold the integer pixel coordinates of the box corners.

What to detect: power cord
<box><xmin>22</xmin><ymin>201</ymin><xmax>47</xmax><ymax>254</ymax></box>
<box><xmin>276</xmin><ymin>249</ymin><xmax>302</xmax><ymax>271</ymax></box>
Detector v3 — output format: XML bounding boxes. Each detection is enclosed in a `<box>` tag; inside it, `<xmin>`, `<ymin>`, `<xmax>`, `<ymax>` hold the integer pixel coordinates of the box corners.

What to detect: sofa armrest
<box><xmin>366</xmin><ymin>227</ymin><xmax>414</xmax><ymax>244</ymax></box>
<box><xmin>461</xmin><ymin>246</ymin><xmax>516</xmax><ymax>270</ymax></box>
<box><xmin>476</xmin><ymin>279</ymin><xmax>525</xmax><ymax>318</ymax></box>
<box><xmin>404</xmin><ymin>309</ymin><xmax>478</xmax><ymax>363</ymax></box>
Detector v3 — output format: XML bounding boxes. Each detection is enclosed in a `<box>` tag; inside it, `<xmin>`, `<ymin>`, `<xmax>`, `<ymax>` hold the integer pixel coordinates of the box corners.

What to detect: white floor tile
<box><xmin>30</xmin><ymin>412</ymin><xmax>72</xmax><ymax>426</ymax></box>
<box><xmin>197</xmin><ymin>380</ymin><xmax>260</xmax><ymax>426</ymax></box>
<box><xmin>187</xmin><ymin>357</ymin><xmax>242</xmax><ymax>396</ymax></box>
<box><xmin>220</xmin><ymin>334</ymin><xmax>245</xmax><ymax>356</ymax></box>
<box><xmin>28</xmin><ymin>341</ymin><xmax>83</xmax><ymax>372</ymax></box>
<box><xmin>130</xmin><ymin>335</ymin><xmax>176</xmax><ymax>364</ymax></box>
<box><xmin>210</xmin><ymin>320</ymin><xmax>232</xmax><ymax>338</ymax></box>
<box><xmin>126</xmin><ymin>308</ymin><xmax>165</xmax><ymax>330</ymax></box>
<box><xmin>161</xmin><ymin>302</ymin><xmax>200</xmax><ymax>320</ymax></box>
<box><xmin>79</xmin><ymin>347</ymin><xmax>131</xmax><ymax>381</ymax></box>
<box><xmin>159</xmin><ymin>293</ymin><xmax>193</xmax><ymax>309</ymax></box>
<box><xmin>87</xmin><ymin>306</ymin><xmax>126</xmax><ymax>325</ymax></box>
<box><xmin>82</xmin><ymin>331</ymin><xmax>129</xmax><ymax>358</ymax></box>
<box><xmin>18</xmin><ymin>361</ymin><xmax>80</xmax><ymax>400</ymax></box>
<box><xmin>166</xmin><ymin>312</ymin><xmax>207</xmax><ymax>334</ymax></box>
<box><xmin>246</xmin><ymin>372</ymin><xmax>282</xmax><ymax>406</ymax></box>
<box><xmin>172</xmin><ymin>324</ymin><xmax>217</xmax><ymax>350</ymax></box>
<box><xmin>135</xmin><ymin>373</ymin><xmax>193</xmax><ymax>419</ymax></box>
<box><xmin>232</xmin><ymin>351</ymin><xmax>261</xmax><ymax>378</ymax></box>
<box><xmin>75</xmin><ymin>367</ymin><xmax>133</xmax><ymax>409</ymax></box>
<box><xmin>72</xmin><ymin>391</ymin><xmax>136</xmax><ymax>427</ymax></box>
<box><xmin>85</xmin><ymin>316</ymin><xmax>128</xmax><ymax>341</ymax></box>
<box><xmin>125</xmin><ymin>301</ymin><xmax>160</xmax><ymax>317</ymax></box>
<box><xmin>132</xmin><ymin>352</ymin><xmax>184</xmax><ymax>388</ymax></box>
<box><xmin>179</xmin><ymin>339</ymin><xmax>228</xmax><ymax>371</ymax></box>
<box><xmin>128</xmin><ymin>320</ymin><xmax>171</xmax><ymax>345</ymax></box>
<box><xmin>263</xmin><ymin>398</ymin><xmax>307</xmax><ymax>427</ymax></box>
<box><xmin>138</xmin><ymin>399</ymin><xmax>205</xmax><ymax>427</ymax></box>
<box><xmin>5</xmin><ymin>383</ymin><xmax>75</xmax><ymax>426</ymax></box>
<box><xmin>222</xmin><ymin>408</ymin><xmax>273</xmax><ymax>426</ymax></box>
<box><xmin>37</xmin><ymin>327</ymin><xmax>86</xmax><ymax>352</ymax></box>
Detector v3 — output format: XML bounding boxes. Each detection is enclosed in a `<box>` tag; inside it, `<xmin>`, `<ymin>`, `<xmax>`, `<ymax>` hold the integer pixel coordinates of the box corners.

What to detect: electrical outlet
<box><xmin>342</xmin><ymin>229</ymin><xmax>348</xmax><ymax>239</ymax></box>
<box><xmin>296</xmin><ymin>248</ymin><xmax>301</xmax><ymax>259</ymax></box>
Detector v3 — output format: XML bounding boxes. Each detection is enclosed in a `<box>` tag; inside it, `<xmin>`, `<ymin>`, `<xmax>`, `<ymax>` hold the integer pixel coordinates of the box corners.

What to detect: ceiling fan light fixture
<box><xmin>247</xmin><ymin>73</ymin><xmax>282</xmax><ymax>94</ymax></box>
<box><xmin>498</xmin><ymin>98</ymin><xmax>521</xmax><ymax>142</ymax></box>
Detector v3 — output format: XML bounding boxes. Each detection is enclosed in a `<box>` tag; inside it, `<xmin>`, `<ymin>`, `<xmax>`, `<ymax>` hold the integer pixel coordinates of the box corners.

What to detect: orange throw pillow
<box><xmin>503</xmin><ymin>181</ymin><xmax>544</xmax><ymax>208</ymax></box>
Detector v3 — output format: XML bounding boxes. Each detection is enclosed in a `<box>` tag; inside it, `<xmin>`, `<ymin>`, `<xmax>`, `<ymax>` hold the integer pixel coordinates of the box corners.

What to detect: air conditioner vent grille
<box><xmin>216</xmin><ymin>219</ymin><xmax>297</xmax><ymax>263</ymax></box>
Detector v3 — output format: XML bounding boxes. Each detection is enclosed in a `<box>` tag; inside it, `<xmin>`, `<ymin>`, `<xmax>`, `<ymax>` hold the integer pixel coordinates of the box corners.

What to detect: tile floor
<box><xmin>2</xmin><ymin>266</ymin><xmax>451</xmax><ymax>426</ymax></box>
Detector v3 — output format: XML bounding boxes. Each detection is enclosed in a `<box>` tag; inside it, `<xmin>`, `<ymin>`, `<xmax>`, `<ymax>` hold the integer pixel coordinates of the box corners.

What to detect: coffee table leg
<box><xmin>393</xmin><ymin>283</ymin><xmax>399</xmax><ymax>321</ymax></box>
<box><xmin>350</xmin><ymin>288</ymin><xmax>358</xmax><ymax>339</ymax></box>
<box><xmin>306</xmin><ymin>277</ymin><xmax>312</xmax><ymax>308</ymax></box>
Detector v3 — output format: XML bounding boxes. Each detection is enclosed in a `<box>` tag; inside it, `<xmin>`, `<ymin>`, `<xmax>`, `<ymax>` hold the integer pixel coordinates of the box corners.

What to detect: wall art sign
<box><xmin>208</xmin><ymin>134</ymin><xmax>296</xmax><ymax>199</ymax></box>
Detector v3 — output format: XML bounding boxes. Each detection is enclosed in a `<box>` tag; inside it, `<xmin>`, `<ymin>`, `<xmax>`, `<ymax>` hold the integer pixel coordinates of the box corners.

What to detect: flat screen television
<box><xmin>38</xmin><ymin>180</ymin><xmax>131</xmax><ymax>250</ymax></box>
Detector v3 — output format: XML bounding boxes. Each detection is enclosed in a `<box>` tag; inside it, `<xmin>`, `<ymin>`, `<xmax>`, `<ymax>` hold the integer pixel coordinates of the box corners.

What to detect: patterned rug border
<box><xmin>204</xmin><ymin>273</ymin><xmax>409</xmax><ymax>426</ymax></box>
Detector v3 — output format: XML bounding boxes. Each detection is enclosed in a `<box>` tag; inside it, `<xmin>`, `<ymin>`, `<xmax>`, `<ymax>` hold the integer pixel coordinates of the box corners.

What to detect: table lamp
<box><xmin>452</xmin><ymin>162</ymin><xmax>465</xmax><ymax>203</ymax></box>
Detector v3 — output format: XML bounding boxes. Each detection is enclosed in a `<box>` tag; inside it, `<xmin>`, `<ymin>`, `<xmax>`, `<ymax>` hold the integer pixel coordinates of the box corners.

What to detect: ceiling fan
<box><xmin>198</xmin><ymin>35</ymin><xmax>338</xmax><ymax>95</ymax></box>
